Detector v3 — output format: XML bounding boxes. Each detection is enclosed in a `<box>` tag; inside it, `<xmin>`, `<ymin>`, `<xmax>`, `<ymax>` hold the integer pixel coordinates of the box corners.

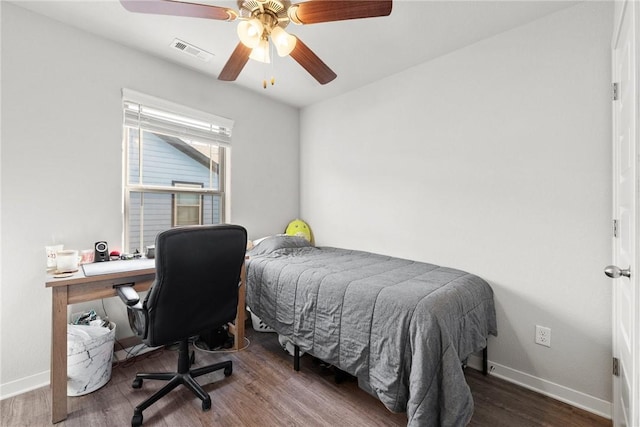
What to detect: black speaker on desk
<box><xmin>94</xmin><ymin>241</ymin><xmax>109</xmax><ymax>262</ymax></box>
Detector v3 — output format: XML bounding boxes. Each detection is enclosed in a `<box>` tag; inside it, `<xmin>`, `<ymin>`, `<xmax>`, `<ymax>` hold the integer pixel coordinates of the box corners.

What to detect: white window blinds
<box><xmin>122</xmin><ymin>89</ymin><xmax>233</xmax><ymax>147</ymax></box>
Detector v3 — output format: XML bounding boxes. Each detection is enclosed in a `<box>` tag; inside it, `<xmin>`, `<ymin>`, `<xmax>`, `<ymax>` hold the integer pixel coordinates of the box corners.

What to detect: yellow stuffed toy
<box><xmin>285</xmin><ymin>219</ymin><xmax>313</xmax><ymax>243</ymax></box>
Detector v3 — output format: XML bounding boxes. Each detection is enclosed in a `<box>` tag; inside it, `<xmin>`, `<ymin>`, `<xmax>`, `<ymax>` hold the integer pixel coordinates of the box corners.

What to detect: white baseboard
<box><xmin>0</xmin><ymin>349</ymin><xmax>612</xmax><ymax>421</ymax></box>
<box><xmin>0</xmin><ymin>371</ymin><xmax>50</xmax><ymax>400</ymax></box>
<box><xmin>1</xmin><ymin>344</ymin><xmax>158</xmax><ymax>401</ymax></box>
<box><xmin>467</xmin><ymin>353</ymin><xmax>612</xmax><ymax>419</ymax></box>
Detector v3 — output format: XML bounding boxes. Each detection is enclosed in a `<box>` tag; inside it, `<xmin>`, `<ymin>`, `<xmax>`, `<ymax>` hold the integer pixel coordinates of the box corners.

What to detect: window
<box><xmin>122</xmin><ymin>90</ymin><xmax>233</xmax><ymax>253</ymax></box>
<box><xmin>172</xmin><ymin>182</ymin><xmax>203</xmax><ymax>226</ymax></box>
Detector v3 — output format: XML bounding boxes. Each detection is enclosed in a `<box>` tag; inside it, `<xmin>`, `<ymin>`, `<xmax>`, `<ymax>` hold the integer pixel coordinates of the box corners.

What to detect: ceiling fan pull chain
<box><xmin>262</xmin><ymin>59</ymin><xmax>268</xmax><ymax>89</ymax></box>
<box><xmin>270</xmin><ymin>43</ymin><xmax>276</xmax><ymax>86</ymax></box>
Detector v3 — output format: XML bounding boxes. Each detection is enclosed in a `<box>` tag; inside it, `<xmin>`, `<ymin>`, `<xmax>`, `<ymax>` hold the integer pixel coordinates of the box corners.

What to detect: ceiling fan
<box><xmin>120</xmin><ymin>0</ymin><xmax>392</xmax><ymax>85</ymax></box>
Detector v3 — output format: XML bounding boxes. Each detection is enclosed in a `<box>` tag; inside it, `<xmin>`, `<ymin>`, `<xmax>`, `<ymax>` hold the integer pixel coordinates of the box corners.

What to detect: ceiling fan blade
<box><xmin>289</xmin><ymin>0</ymin><xmax>392</xmax><ymax>25</ymax></box>
<box><xmin>218</xmin><ymin>42</ymin><xmax>252</xmax><ymax>81</ymax></box>
<box><xmin>119</xmin><ymin>0</ymin><xmax>237</xmax><ymax>21</ymax></box>
<box><xmin>289</xmin><ymin>37</ymin><xmax>337</xmax><ymax>85</ymax></box>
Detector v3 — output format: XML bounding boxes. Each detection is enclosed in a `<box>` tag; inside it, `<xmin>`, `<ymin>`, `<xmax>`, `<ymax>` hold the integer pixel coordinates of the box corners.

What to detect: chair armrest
<box><xmin>116</xmin><ymin>285</ymin><xmax>140</xmax><ymax>307</ymax></box>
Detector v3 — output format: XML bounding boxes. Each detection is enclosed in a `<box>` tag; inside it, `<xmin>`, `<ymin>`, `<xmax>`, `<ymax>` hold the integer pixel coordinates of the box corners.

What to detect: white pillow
<box><xmin>252</xmin><ymin>234</ymin><xmax>281</xmax><ymax>246</ymax></box>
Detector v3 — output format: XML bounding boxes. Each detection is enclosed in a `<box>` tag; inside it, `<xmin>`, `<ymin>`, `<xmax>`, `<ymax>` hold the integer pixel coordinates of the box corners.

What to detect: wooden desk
<box><xmin>45</xmin><ymin>260</ymin><xmax>246</xmax><ymax>424</ymax></box>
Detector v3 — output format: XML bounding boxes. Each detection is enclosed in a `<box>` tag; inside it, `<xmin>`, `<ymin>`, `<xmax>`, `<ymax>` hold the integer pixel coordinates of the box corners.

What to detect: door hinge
<box><xmin>613</xmin><ymin>82</ymin><xmax>619</xmax><ymax>101</ymax></box>
<box><xmin>613</xmin><ymin>357</ymin><xmax>620</xmax><ymax>377</ymax></box>
<box><xmin>613</xmin><ymin>219</ymin><xmax>619</xmax><ymax>238</ymax></box>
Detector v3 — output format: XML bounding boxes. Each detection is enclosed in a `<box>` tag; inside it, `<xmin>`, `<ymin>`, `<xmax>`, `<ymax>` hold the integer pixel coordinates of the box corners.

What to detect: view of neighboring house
<box><xmin>126</xmin><ymin>131</ymin><xmax>222</xmax><ymax>252</ymax></box>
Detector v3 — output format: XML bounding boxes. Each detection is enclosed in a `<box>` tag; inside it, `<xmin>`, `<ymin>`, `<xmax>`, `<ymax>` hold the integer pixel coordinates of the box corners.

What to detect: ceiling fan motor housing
<box><xmin>239</xmin><ymin>0</ymin><xmax>291</xmax><ymax>31</ymax></box>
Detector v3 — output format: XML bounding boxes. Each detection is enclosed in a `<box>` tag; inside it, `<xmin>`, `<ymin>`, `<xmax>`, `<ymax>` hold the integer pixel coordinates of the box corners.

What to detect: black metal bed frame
<box><xmin>292</xmin><ymin>345</ymin><xmax>489</xmax><ymax>376</ymax></box>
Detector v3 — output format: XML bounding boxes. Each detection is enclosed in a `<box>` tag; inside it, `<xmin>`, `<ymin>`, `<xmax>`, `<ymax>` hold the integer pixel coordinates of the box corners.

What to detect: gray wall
<box><xmin>300</xmin><ymin>1</ymin><xmax>613</xmax><ymax>416</ymax></box>
<box><xmin>0</xmin><ymin>2</ymin><xmax>299</xmax><ymax>395</ymax></box>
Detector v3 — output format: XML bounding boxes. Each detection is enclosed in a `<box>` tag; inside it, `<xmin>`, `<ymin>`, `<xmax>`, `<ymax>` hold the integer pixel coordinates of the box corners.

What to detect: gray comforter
<box><xmin>246</xmin><ymin>236</ymin><xmax>497</xmax><ymax>426</ymax></box>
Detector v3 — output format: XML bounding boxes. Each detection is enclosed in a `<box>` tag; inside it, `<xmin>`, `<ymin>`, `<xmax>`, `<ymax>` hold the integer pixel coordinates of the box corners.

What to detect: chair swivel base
<box><xmin>130</xmin><ymin>339</ymin><xmax>232</xmax><ymax>427</ymax></box>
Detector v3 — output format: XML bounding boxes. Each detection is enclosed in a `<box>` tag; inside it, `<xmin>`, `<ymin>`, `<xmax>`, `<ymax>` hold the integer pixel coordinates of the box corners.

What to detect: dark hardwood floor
<box><xmin>1</xmin><ymin>327</ymin><xmax>612</xmax><ymax>426</ymax></box>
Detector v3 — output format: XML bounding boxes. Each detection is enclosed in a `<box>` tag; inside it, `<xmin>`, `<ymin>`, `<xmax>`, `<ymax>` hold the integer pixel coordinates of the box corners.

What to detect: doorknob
<box><xmin>604</xmin><ymin>265</ymin><xmax>631</xmax><ymax>279</ymax></box>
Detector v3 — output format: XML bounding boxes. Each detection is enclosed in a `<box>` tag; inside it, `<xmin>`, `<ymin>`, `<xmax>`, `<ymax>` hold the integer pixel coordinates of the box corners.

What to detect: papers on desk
<box><xmin>82</xmin><ymin>258</ymin><xmax>155</xmax><ymax>277</ymax></box>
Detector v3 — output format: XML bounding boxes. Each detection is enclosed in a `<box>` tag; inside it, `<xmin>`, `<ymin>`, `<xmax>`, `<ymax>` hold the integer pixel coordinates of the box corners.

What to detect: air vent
<box><xmin>170</xmin><ymin>39</ymin><xmax>213</xmax><ymax>62</ymax></box>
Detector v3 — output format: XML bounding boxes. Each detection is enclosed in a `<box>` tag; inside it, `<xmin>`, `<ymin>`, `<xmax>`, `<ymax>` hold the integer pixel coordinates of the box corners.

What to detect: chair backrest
<box><xmin>143</xmin><ymin>224</ymin><xmax>247</xmax><ymax>347</ymax></box>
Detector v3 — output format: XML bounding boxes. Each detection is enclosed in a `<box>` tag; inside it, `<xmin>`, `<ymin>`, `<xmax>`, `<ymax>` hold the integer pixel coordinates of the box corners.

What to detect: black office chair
<box><xmin>116</xmin><ymin>225</ymin><xmax>247</xmax><ymax>427</ymax></box>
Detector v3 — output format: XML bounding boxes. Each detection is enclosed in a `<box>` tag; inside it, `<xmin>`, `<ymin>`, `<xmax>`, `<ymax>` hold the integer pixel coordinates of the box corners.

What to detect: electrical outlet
<box><xmin>535</xmin><ymin>325</ymin><xmax>551</xmax><ymax>347</ymax></box>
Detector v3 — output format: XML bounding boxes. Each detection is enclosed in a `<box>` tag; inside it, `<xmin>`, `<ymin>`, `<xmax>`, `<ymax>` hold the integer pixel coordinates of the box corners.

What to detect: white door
<box><xmin>610</xmin><ymin>2</ymin><xmax>639</xmax><ymax>426</ymax></box>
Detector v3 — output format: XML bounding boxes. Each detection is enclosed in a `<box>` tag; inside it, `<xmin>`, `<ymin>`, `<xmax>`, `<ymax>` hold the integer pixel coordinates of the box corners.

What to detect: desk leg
<box><xmin>234</xmin><ymin>283</ymin><xmax>245</xmax><ymax>350</ymax></box>
<box><xmin>233</xmin><ymin>263</ymin><xmax>246</xmax><ymax>351</ymax></box>
<box><xmin>51</xmin><ymin>286</ymin><xmax>68</xmax><ymax>423</ymax></box>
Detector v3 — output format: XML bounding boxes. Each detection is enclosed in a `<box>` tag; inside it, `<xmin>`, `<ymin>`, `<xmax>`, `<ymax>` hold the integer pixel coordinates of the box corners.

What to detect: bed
<box><xmin>245</xmin><ymin>236</ymin><xmax>497</xmax><ymax>427</ymax></box>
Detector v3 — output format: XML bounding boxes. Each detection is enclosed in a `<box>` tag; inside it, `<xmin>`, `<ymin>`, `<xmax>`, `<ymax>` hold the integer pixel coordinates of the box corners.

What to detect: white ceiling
<box><xmin>10</xmin><ymin>0</ymin><xmax>579</xmax><ymax>108</ymax></box>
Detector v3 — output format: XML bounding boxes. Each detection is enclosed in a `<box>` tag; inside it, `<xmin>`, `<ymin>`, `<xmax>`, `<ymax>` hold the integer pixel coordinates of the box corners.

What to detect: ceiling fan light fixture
<box><xmin>249</xmin><ymin>38</ymin><xmax>271</xmax><ymax>63</ymax></box>
<box><xmin>271</xmin><ymin>26</ymin><xmax>296</xmax><ymax>57</ymax></box>
<box><xmin>237</xmin><ymin>18</ymin><xmax>264</xmax><ymax>48</ymax></box>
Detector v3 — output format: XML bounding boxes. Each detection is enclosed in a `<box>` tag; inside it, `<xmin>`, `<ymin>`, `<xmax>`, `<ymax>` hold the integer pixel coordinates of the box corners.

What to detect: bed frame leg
<box><xmin>294</xmin><ymin>345</ymin><xmax>300</xmax><ymax>371</ymax></box>
<box><xmin>482</xmin><ymin>347</ymin><xmax>488</xmax><ymax>376</ymax></box>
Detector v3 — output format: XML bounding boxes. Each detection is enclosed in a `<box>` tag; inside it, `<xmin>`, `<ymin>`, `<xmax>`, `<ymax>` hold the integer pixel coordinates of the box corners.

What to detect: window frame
<box><xmin>121</xmin><ymin>90</ymin><xmax>232</xmax><ymax>254</ymax></box>
<box><xmin>172</xmin><ymin>181</ymin><xmax>204</xmax><ymax>227</ymax></box>
<box><xmin>123</xmin><ymin>130</ymin><xmax>227</xmax><ymax>253</ymax></box>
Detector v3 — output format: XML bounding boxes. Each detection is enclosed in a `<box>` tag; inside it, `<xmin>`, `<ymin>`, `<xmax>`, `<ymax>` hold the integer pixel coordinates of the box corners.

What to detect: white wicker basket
<box><xmin>247</xmin><ymin>307</ymin><xmax>275</xmax><ymax>333</ymax></box>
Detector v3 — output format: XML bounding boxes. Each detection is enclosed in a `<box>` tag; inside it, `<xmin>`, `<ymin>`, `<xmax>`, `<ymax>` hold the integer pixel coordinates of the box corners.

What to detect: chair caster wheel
<box><xmin>224</xmin><ymin>365</ymin><xmax>232</xmax><ymax>377</ymax></box>
<box><xmin>132</xmin><ymin>378</ymin><xmax>143</xmax><ymax>389</ymax></box>
<box><xmin>131</xmin><ymin>412</ymin><xmax>143</xmax><ymax>427</ymax></box>
<box><xmin>202</xmin><ymin>398</ymin><xmax>211</xmax><ymax>411</ymax></box>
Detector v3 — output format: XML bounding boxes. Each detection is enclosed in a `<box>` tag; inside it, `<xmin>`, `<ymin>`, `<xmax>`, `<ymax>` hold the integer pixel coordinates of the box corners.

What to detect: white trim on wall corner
<box><xmin>467</xmin><ymin>354</ymin><xmax>612</xmax><ymax>420</ymax></box>
<box><xmin>0</xmin><ymin>370</ymin><xmax>50</xmax><ymax>400</ymax></box>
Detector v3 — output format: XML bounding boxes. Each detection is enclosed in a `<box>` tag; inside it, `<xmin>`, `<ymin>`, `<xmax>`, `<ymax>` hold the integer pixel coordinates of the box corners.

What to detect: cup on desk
<box><xmin>56</xmin><ymin>250</ymin><xmax>79</xmax><ymax>273</ymax></box>
<box><xmin>46</xmin><ymin>244</ymin><xmax>64</xmax><ymax>270</ymax></box>
<box><xmin>145</xmin><ymin>245</ymin><xmax>155</xmax><ymax>259</ymax></box>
